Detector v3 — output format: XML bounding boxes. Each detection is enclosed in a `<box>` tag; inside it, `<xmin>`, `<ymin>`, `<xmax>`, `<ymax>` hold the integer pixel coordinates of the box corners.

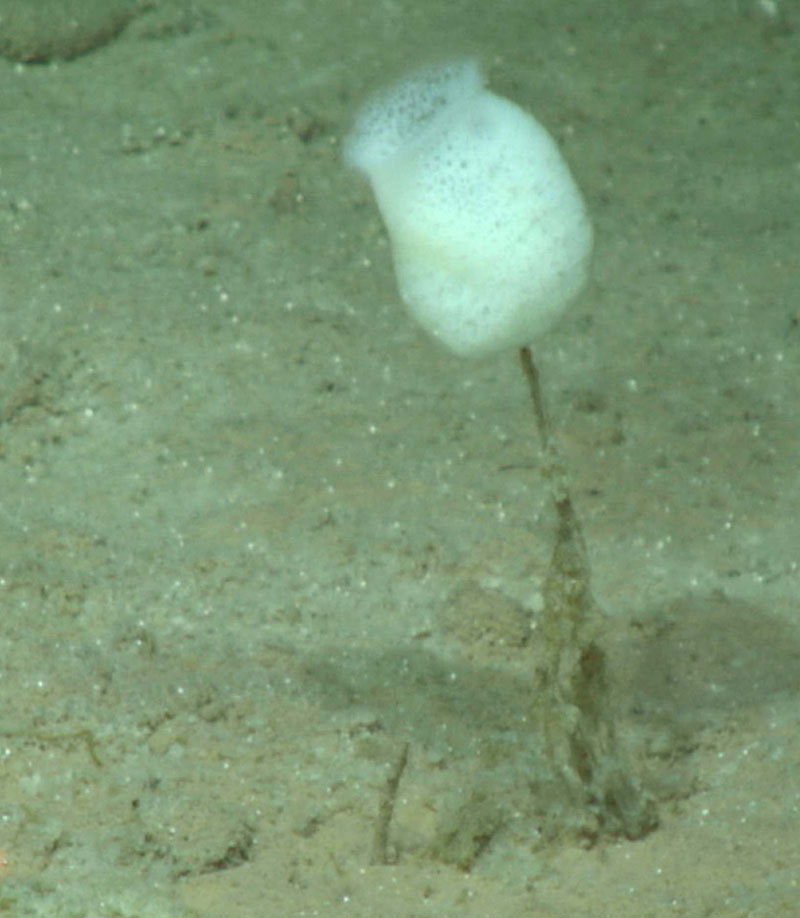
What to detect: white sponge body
<box><xmin>345</xmin><ymin>59</ymin><xmax>593</xmax><ymax>358</ymax></box>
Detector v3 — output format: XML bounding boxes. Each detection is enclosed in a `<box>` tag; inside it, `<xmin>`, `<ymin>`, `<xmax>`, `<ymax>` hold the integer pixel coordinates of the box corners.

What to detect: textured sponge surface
<box><xmin>343</xmin><ymin>59</ymin><xmax>483</xmax><ymax>171</ymax></box>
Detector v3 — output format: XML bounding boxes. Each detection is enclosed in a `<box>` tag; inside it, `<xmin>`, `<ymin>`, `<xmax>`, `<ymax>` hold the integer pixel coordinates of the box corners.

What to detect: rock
<box><xmin>0</xmin><ymin>0</ymin><xmax>138</xmax><ymax>63</ymax></box>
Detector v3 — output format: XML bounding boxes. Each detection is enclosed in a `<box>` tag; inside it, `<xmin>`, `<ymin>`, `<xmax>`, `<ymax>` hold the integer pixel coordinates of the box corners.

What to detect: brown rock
<box><xmin>0</xmin><ymin>0</ymin><xmax>137</xmax><ymax>62</ymax></box>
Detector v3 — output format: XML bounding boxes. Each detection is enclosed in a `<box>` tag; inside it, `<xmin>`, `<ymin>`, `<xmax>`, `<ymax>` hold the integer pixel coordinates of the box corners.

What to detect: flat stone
<box><xmin>0</xmin><ymin>0</ymin><xmax>137</xmax><ymax>63</ymax></box>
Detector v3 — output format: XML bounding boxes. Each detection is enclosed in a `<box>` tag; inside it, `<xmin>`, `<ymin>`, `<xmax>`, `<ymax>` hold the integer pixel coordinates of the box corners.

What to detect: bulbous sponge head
<box><xmin>344</xmin><ymin>59</ymin><xmax>593</xmax><ymax>358</ymax></box>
